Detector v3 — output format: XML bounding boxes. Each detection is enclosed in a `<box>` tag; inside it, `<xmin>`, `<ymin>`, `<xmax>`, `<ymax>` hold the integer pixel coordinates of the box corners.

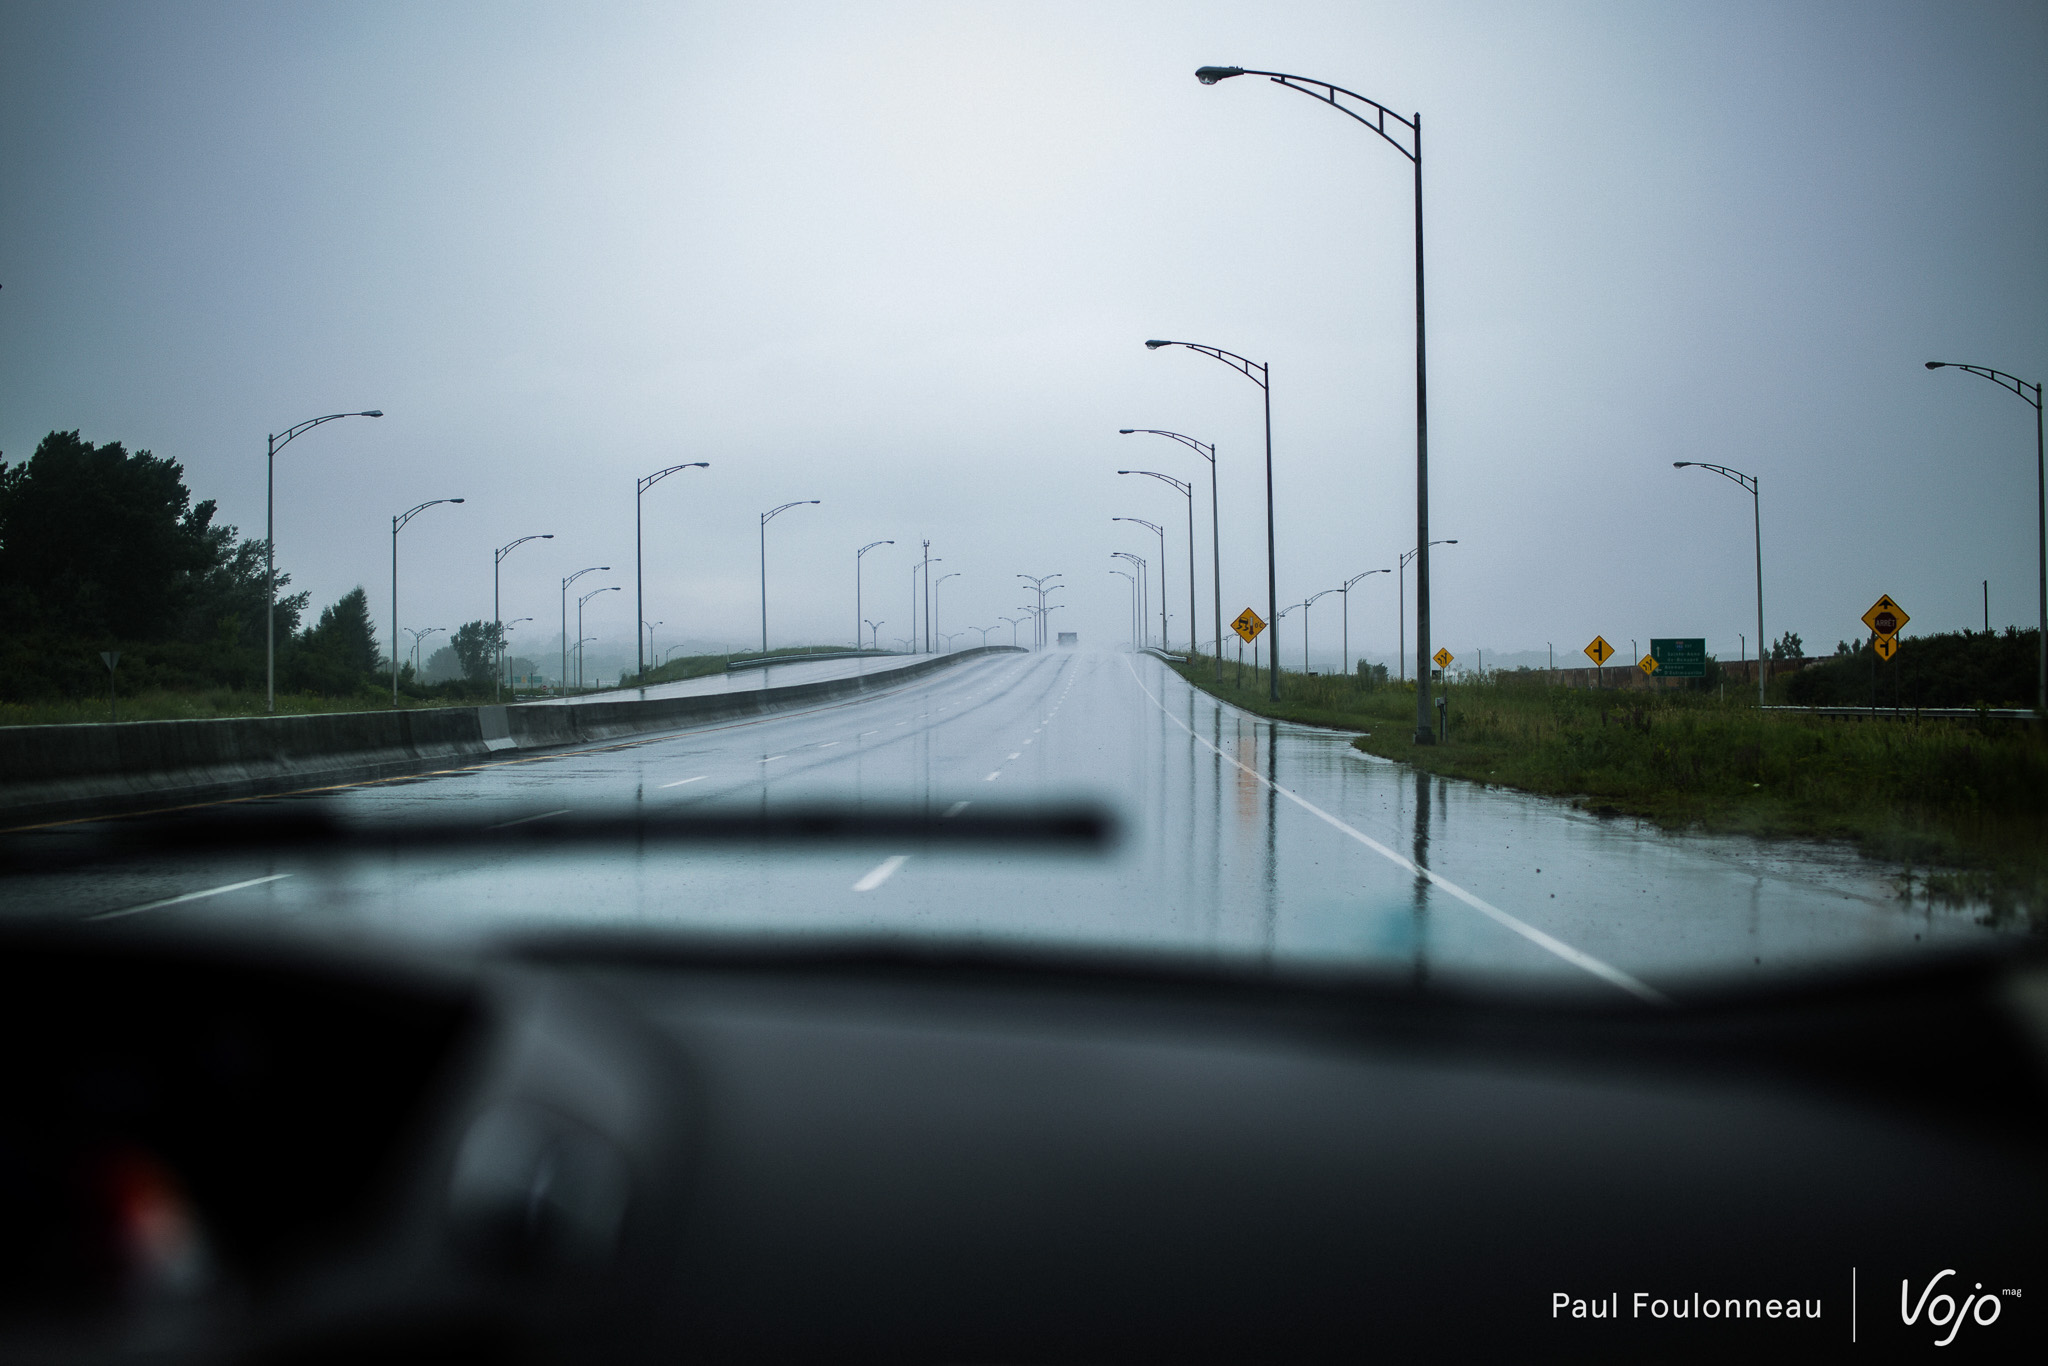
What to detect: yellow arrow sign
<box><xmin>1862</xmin><ymin>593</ymin><xmax>1909</xmax><ymax>641</ymax></box>
<box><xmin>1638</xmin><ymin>653</ymin><xmax>1659</xmax><ymax>675</ymax></box>
<box><xmin>1231</xmin><ymin>607</ymin><xmax>1266</xmax><ymax>643</ymax></box>
<box><xmin>1433</xmin><ymin>647</ymin><xmax>1454</xmax><ymax>670</ymax></box>
<box><xmin>1873</xmin><ymin>634</ymin><xmax>1899</xmax><ymax>661</ymax></box>
<box><xmin>1584</xmin><ymin>635</ymin><xmax>1614</xmax><ymax>665</ymax></box>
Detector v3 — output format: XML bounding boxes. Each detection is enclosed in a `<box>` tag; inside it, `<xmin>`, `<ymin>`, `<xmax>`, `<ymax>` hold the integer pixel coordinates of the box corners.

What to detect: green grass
<box><xmin>1166</xmin><ymin>653</ymin><xmax>2048</xmax><ymax>928</ymax></box>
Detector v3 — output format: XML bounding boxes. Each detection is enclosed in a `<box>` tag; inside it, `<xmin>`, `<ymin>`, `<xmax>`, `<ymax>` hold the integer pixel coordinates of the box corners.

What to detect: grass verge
<box><xmin>1164</xmin><ymin>652</ymin><xmax>2047</xmax><ymax>929</ymax></box>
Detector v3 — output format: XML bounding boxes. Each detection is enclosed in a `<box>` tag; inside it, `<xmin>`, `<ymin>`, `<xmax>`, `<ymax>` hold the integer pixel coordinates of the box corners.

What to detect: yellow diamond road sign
<box><xmin>1433</xmin><ymin>647</ymin><xmax>1454</xmax><ymax>669</ymax></box>
<box><xmin>1638</xmin><ymin>653</ymin><xmax>1659</xmax><ymax>675</ymax></box>
<box><xmin>1231</xmin><ymin>607</ymin><xmax>1266</xmax><ymax>643</ymax></box>
<box><xmin>1874</xmin><ymin>634</ymin><xmax>1899</xmax><ymax>662</ymax></box>
<box><xmin>1584</xmin><ymin>635</ymin><xmax>1614</xmax><ymax>666</ymax></box>
<box><xmin>1863</xmin><ymin>594</ymin><xmax>1909</xmax><ymax>642</ymax></box>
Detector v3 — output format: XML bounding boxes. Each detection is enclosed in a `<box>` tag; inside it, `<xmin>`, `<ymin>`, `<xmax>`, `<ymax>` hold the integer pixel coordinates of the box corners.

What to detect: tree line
<box><xmin>0</xmin><ymin>430</ymin><xmax>508</xmax><ymax>702</ymax></box>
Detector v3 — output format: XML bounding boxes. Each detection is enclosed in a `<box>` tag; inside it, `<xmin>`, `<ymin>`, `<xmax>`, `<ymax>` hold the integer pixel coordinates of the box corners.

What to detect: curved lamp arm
<box><xmin>394</xmin><ymin>497</ymin><xmax>463</xmax><ymax>533</ymax></box>
<box><xmin>1119</xmin><ymin>428</ymin><xmax>1216</xmax><ymax>464</ymax></box>
<box><xmin>1344</xmin><ymin>568</ymin><xmax>1392</xmax><ymax>590</ymax></box>
<box><xmin>762</xmin><ymin>499</ymin><xmax>820</xmax><ymax>525</ymax></box>
<box><xmin>564</xmin><ymin>564</ymin><xmax>610</xmax><ymax>589</ymax></box>
<box><xmin>639</xmin><ymin>461</ymin><xmax>710</xmax><ymax>494</ymax></box>
<box><xmin>275</xmin><ymin>409</ymin><xmax>383</xmax><ymax>451</ymax></box>
<box><xmin>496</xmin><ymin>533</ymin><xmax>554</xmax><ymax>564</ymax></box>
<box><xmin>1194</xmin><ymin>66</ymin><xmax>1416</xmax><ymax>163</ymax></box>
<box><xmin>1925</xmin><ymin>361</ymin><xmax>2042</xmax><ymax>409</ymax></box>
<box><xmin>1117</xmin><ymin>469</ymin><xmax>1192</xmax><ymax>496</ymax></box>
<box><xmin>1144</xmin><ymin>340</ymin><xmax>1266</xmax><ymax>390</ymax></box>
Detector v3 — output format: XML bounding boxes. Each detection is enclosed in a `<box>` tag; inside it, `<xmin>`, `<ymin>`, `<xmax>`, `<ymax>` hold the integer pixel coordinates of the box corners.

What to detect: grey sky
<box><xmin>3</xmin><ymin>1</ymin><xmax>2042</xmax><ymax>675</ymax></box>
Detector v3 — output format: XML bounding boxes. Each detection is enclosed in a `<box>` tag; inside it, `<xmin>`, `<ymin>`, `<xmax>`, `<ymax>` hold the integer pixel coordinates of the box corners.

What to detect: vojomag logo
<box><xmin>1900</xmin><ymin>1270</ymin><xmax>2008</xmax><ymax>1347</ymax></box>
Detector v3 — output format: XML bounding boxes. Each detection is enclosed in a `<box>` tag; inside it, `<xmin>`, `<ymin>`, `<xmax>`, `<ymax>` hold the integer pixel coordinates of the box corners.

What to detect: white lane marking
<box><xmin>762</xmin><ymin>754</ymin><xmax>786</xmax><ymax>763</ymax></box>
<box><xmin>1007</xmin><ymin>752</ymin><xmax>1021</xmax><ymax>760</ymax></box>
<box><xmin>853</xmin><ymin>854</ymin><xmax>909</xmax><ymax>892</ymax></box>
<box><xmin>1023</xmin><ymin>738</ymin><xmax>1033</xmax><ymax>745</ymax></box>
<box><xmin>895</xmin><ymin>721</ymin><xmax>909</xmax><ymax>726</ymax></box>
<box><xmin>488</xmin><ymin>809</ymin><xmax>571</xmax><ymax>829</ymax></box>
<box><xmin>818</xmin><ymin>741</ymin><xmax>839</xmax><ymax>748</ymax></box>
<box><xmin>984</xmin><ymin>770</ymin><xmax>1002</xmax><ymax>782</ymax></box>
<box><xmin>860</xmin><ymin>730</ymin><xmax>879</xmax><ymax>737</ymax></box>
<box><xmin>944</xmin><ymin>801</ymin><xmax>971</xmax><ymax>817</ymax></box>
<box><xmin>659</xmin><ymin>776</ymin><xmax>707</xmax><ymax>788</ymax></box>
<box><xmin>91</xmin><ymin>873</ymin><xmax>293</xmax><ymax>921</ymax></box>
<box><xmin>1121</xmin><ymin>658</ymin><xmax>1669</xmax><ymax>1006</ymax></box>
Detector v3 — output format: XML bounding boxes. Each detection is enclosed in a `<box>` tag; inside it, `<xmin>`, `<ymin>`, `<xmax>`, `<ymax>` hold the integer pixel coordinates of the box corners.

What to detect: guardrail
<box><xmin>0</xmin><ymin>646</ymin><xmax>1028</xmax><ymax>827</ymax></box>
<box><xmin>1139</xmin><ymin>647</ymin><xmax>1189</xmax><ymax>664</ymax></box>
<box><xmin>1760</xmin><ymin>705</ymin><xmax>2039</xmax><ymax>722</ymax></box>
<box><xmin>724</xmin><ymin>650</ymin><xmax>897</xmax><ymax>672</ymax></box>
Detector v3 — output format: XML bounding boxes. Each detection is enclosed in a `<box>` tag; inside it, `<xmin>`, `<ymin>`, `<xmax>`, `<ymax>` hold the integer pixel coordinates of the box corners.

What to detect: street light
<box><xmin>1123</xmin><ymin>429</ymin><xmax>1220</xmax><ymax>675</ymax></box>
<box><xmin>390</xmin><ymin>497</ymin><xmax>463</xmax><ymax>703</ymax></box>
<box><xmin>636</xmin><ymin>462</ymin><xmax>709</xmax><ymax>677</ymax></box>
<box><xmin>1113</xmin><ymin>516</ymin><xmax>1167</xmax><ymax>648</ymax></box>
<box><xmin>1001</xmin><ymin>614</ymin><xmax>1030</xmax><ymax>648</ymax></box>
<box><xmin>1276</xmin><ymin>600</ymin><xmax>1303</xmax><ymax>676</ymax></box>
<box><xmin>495</xmin><ymin>534</ymin><xmax>554</xmax><ymax>701</ymax></box>
<box><xmin>1110</xmin><ymin>554</ymin><xmax>1146</xmax><ymax>646</ymax></box>
<box><xmin>403</xmin><ymin>625</ymin><xmax>442</xmax><ymax>677</ymax></box>
<box><xmin>1673</xmin><ymin>463</ymin><xmax>1765</xmax><ymax>706</ymax></box>
<box><xmin>934</xmin><ymin>572</ymin><xmax>961</xmax><ymax>649</ymax></box>
<box><xmin>560</xmin><ymin>566</ymin><xmax>609</xmax><ymax>695</ymax></box>
<box><xmin>759</xmin><ymin>500</ymin><xmax>820</xmax><ymax>654</ymax></box>
<box><xmin>642</xmin><ymin>620</ymin><xmax>662</xmax><ymax>672</ymax></box>
<box><xmin>1397</xmin><ymin>540</ymin><xmax>1457</xmax><ymax>682</ymax></box>
<box><xmin>1304</xmin><ymin>588</ymin><xmax>1338</xmax><ymax>674</ymax></box>
<box><xmin>502</xmin><ymin>618</ymin><xmax>533</xmax><ymax>695</ymax></box>
<box><xmin>265</xmin><ymin>408</ymin><xmax>382</xmax><ymax>711</ymax></box>
<box><xmin>1926</xmin><ymin>361</ymin><xmax>2044</xmax><ymax>713</ymax></box>
<box><xmin>577</xmin><ymin>586</ymin><xmax>619</xmax><ymax>690</ymax></box>
<box><xmin>1193</xmin><ymin>65</ymin><xmax>1436</xmax><ymax>742</ymax></box>
<box><xmin>1118</xmin><ymin>470</ymin><xmax>1195</xmax><ymax>655</ymax></box>
<box><xmin>1338</xmin><ymin>568</ymin><xmax>1392</xmax><ymax>678</ymax></box>
<box><xmin>864</xmin><ymin>619</ymin><xmax>885</xmax><ymax>650</ymax></box>
<box><xmin>1111</xmin><ymin>570</ymin><xmax>1137</xmax><ymax>650</ymax></box>
<box><xmin>1018</xmin><ymin>573</ymin><xmax>1061</xmax><ymax>650</ymax></box>
<box><xmin>856</xmin><ymin>540</ymin><xmax>894</xmax><ymax>650</ymax></box>
<box><xmin>1145</xmin><ymin>340</ymin><xmax>1279</xmax><ymax>700</ymax></box>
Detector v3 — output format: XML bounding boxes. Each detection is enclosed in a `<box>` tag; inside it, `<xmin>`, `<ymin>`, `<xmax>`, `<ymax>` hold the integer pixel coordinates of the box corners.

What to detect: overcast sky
<box><xmin>3</xmin><ymin>0</ymin><xmax>2043</xmax><ymax>677</ymax></box>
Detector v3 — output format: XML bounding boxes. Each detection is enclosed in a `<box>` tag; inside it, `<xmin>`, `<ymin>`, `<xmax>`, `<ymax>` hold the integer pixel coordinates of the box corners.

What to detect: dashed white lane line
<box><xmin>762</xmin><ymin>755</ymin><xmax>787</xmax><ymax>763</ymax></box>
<box><xmin>944</xmin><ymin>801</ymin><xmax>971</xmax><ymax>817</ymax></box>
<box><xmin>818</xmin><ymin>741</ymin><xmax>840</xmax><ymax>748</ymax></box>
<box><xmin>860</xmin><ymin>730</ymin><xmax>879</xmax><ymax>737</ymax></box>
<box><xmin>488</xmin><ymin>809</ymin><xmax>571</xmax><ymax>829</ymax></box>
<box><xmin>853</xmin><ymin>854</ymin><xmax>909</xmax><ymax>892</ymax></box>
<box><xmin>1121</xmin><ymin>657</ymin><xmax>1669</xmax><ymax>1006</ymax></box>
<box><xmin>984</xmin><ymin>771</ymin><xmax>1002</xmax><ymax>782</ymax></box>
<box><xmin>659</xmin><ymin>776</ymin><xmax>706</xmax><ymax>788</ymax></box>
<box><xmin>1007</xmin><ymin>752</ymin><xmax>1021</xmax><ymax>760</ymax></box>
<box><xmin>91</xmin><ymin>873</ymin><xmax>293</xmax><ymax>921</ymax></box>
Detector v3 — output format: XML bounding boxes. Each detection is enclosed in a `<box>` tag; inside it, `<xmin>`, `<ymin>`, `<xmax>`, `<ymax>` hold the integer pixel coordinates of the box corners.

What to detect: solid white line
<box><xmin>487</xmin><ymin>809</ymin><xmax>571</xmax><ymax>829</ymax></box>
<box><xmin>91</xmin><ymin>873</ymin><xmax>293</xmax><ymax>921</ymax></box>
<box><xmin>1121</xmin><ymin>658</ymin><xmax>1669</xmax><ymax>1005</ymax></box>
<box><xmin>818</xmin><ymin>741</ymin><xmax>840</xmax><ymax>748</ymax></box>
<box><xmin>659</xmin><ymin>776</ymin><xmax>706</xmax><ymax>788</ymax></box>
<box><xmin>762</xmin><ymin>754</ymin><xmax>786</xmax><ymax>762</ymax></box>
<box><xmin>853</xmin><ymin>854</ymin><xmax>909</xmax><ymax>892</ymax></box>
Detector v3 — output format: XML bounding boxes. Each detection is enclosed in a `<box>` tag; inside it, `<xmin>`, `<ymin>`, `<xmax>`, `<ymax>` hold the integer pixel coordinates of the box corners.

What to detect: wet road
<box><xmin>4</xmin><ymin>650</ymin><xmax>2008</xmax><ymax>998</ymax></box>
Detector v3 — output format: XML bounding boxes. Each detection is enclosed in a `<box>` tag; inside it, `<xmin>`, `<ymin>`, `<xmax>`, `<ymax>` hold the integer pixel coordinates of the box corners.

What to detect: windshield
<box><xmin>1</xmin><ymin>5</ymin><xmax>2042</xmax><ymax>997</ymax></box>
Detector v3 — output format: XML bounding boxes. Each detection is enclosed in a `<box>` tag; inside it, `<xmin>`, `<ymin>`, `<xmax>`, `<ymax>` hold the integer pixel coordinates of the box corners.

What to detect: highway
<box><xmin>6</xmin><ymin>650</ymin><xmax>2009</xmax><ymax>998</ymax></box>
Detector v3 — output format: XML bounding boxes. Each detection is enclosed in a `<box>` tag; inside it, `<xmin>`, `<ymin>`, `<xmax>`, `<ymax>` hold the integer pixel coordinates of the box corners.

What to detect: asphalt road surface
<box><xmin>4</xmin><ymin>650</ymin><xmax>2009</xmax><ymax>999</ymax></box>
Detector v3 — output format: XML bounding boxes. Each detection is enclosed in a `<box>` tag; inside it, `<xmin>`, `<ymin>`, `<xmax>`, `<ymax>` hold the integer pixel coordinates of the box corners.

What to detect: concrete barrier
<box><xmin>0</xmin><ymin>647</ymin><xmax>1026</xmax><ymax>827</ymax></box>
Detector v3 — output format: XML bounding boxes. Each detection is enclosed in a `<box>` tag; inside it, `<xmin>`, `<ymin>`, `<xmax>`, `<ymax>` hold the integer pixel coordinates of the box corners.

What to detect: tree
<box><xmin>1770</xmin><ymin>631</ymin><xmax>1804</xmax><ymax>662</ymax></box>
<box><xmin>0</xmin><ymin>431</ymin><xmax>219</xmax><ymax>640</ymax></box>
<box><xmin>286</xmin><ymin>587</ymin><xmax>382</xmax><ymax>695</ymax></box>
<box><xmin>450</xmin><ymin>619</ymin><xmax>504</xmax><ymax>686</ymax></box>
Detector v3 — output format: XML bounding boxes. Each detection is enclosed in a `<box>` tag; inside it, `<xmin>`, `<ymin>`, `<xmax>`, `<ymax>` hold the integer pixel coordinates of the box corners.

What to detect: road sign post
<box><xmin>1862</xmin><ymin>595</ymin><xmax>1909</xmax><ymax>710</ymax></box>
<box><xmin>1584</xmin><ymin>635</ymin><xmax>1614</xmax><ymax>689</ymax></box>
<box><xmin>1649</xmin><ymin>638</ymin><xmax>1706</xmax><ymax>680</ymax></box>
<box><xmin>1233</xmin><ymin>608</ymin><xmax>1267</xmax><ymax>695</ymax></box>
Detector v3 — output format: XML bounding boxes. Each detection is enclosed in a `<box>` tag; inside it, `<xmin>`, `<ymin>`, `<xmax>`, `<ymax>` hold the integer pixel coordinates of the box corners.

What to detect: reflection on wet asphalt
<box><xmin>7</xmin><ymin>651</ymin><xmax>2008</xmax><ymax>996</ymax></box>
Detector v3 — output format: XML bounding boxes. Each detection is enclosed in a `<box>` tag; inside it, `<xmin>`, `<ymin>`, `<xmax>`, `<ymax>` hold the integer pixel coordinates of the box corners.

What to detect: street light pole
<box><xmin>865</xmin><ymin>619</ymin><xmax>884</xmax><ymax>650</ymax></box>
<box><xmin>934</xmin><ymin>573</ymin><xmax>961</xmax><ymax>650</ymax></box>
<box><xmin>501</xmin><ymin>618</ymin><xmax>532</xmax><ymax>694</ymax></box>
<box><xmin>265</xmin><ymin>409</ymin><xmax>382</xmax><ymax>711</ymax></box>
<box><xmin>1397</xmin><ymin>540</ymin><xmax>1457</xmax><ymax>683</ymax></box>
<box><xmin>494</xmin><ymin>534</ymin><xmax>553</xmax><ymax>701</ymax></box>
<box><xmin>404</xmin><ymin>626</ymin><xmax>442</xmax><ymax>677</ymax></box>
<box><xmin>1673</xmin><ymin>462</ymin><xmax>1766</xmax><ymax>706</ymax></box>
<box><xmin>1926</xmin><ymin>361</ymin><xmax>2045</xmax><ymax>713</ymax></box>
<box><xmin>1111</xmin><ymin>570</ymin><xmax>1138</xmax><ymax>650</ymax></box>
<box><xmin>1305</xmin><ymin>588</ymin><xmax>1338</xmax><ymax>673</ymax></box>
<box><xmin>1110</xmin><ymin>554</ymin><xmax>1146</xmax><ymax>647</ymax></box>
<box><xmin>1123</xmin><ymin>430</ymin><xmax>1220</xmax><ymax>675</ymax></box>
<box><xmin>577</xmin><ymin>586</ymin><xmax>619</xmax><ymax>690</ymax></box>
<box><xmin>636</xmin><ymin>462</ymin><xmax>709</xmax><ymax>678</ymax></box>
<box><xmin>1113</xmin><ymin>517</ymin><xmax>1167</xmax><ymax>648</ymax></box>
<box><xmin>390</xmin><ymin>497</ymin><xmax>463</xmax><ymax>703</ymax></box>
<box><xmin>857</xmin><ymin>540</ymin><xmax>894</xmax><ymax>649</ymax></box>
<box><xmin>759</xmin><ymin>500</ymin><xmax>820</xmax><ymax>655</ymax></box>
<box><xmin>560</xmin><ymin>566</ymin><xmax>608</xmax><ymax>695</ymax></box>
<box><xmin>1018</xmin><ymin>573</ymin><xmax>1061</xmax><ymax>650</ymax></box>
<box><xmin>1118</xmin><ymin>471</ymin><xmax>1195</xmax><ymax>655</ymax></box>
<box><xmin>1146</xmin><ymin>340</ymin><xmax>1278</xmax><ymax>700</ymax></box>
<box><xmin>1338</xmin><ymin>568</ymin><xmax>1391</xmax><ymax>678</ymax></box>
<box><xmin>1194</xmin><ymin>65</ymin><xmax>1433</xmax><ymax>741</ymax></box>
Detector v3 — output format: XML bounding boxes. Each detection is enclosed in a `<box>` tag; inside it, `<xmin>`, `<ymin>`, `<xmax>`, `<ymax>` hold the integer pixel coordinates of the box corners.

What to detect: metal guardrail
<box><xmin>1139</xmin><ymin>647</ymin><xmax>1189</xmax><ymax>664</ymax></box>
<box><xmin>725</xmin><ymin>650</ymin><xmax>897</xmax><ymax>672</ymax></box>
<box><xmin>1761</xmin><ymin>705</ymin><xmax>2039</xmax><ymax>721</ymax></box>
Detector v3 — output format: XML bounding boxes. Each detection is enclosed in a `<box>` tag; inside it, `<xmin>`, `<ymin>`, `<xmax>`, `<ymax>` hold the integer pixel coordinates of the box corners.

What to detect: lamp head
<box><xmin>362</xmin><ymin>410</ymin><xmax>384</xmax><ymax>417</ymax></box>
<box><xmin>1195</xmin><ymin>66</ymin><xmax>1245</xmax><ymax>84</ymax></box>
<box><xmin>450</xmin><ymin>497</ymin><xmax>466</xmax><ymax>503</ymax></box>
<box><xmin>1118</xmin><ymin>428</ymin><xmax>1135</xmax><ymax>434</ymax></box>
<box><xmin>1444</xmin><ymin>539</ymin><xmax>1457</xmax><ymax>544</ymax></box>
<box><xmin>1117</xmin><ymin>469</ymin><xmax>1133</xmax><ymax>475</ymax></box>
<box><xmin>1144</xmin><ymin>340</ymin><xmax>1171</xmax><ymax>350</ymax></box>
<box><xmin>1673</xmin><ymin>461</ymin><xmax>1690</xmax><ymax>468</ymax></box>
<box><xmin>542</xmin><ymin>534</ymin><xmax>554</xmax><ymax>539</ymax></box>
<box><xmin>1924</xmin><ymin>361</ymin><xmax>1947</xmax><ymax>369</ymax></box>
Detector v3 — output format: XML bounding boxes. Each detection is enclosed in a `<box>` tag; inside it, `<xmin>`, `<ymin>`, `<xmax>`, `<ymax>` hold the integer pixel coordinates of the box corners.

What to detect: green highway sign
<box><xmin>1649</xmin><ymin>638</ymin><xmax>1706</xmax><ymax>679</ymax></box>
